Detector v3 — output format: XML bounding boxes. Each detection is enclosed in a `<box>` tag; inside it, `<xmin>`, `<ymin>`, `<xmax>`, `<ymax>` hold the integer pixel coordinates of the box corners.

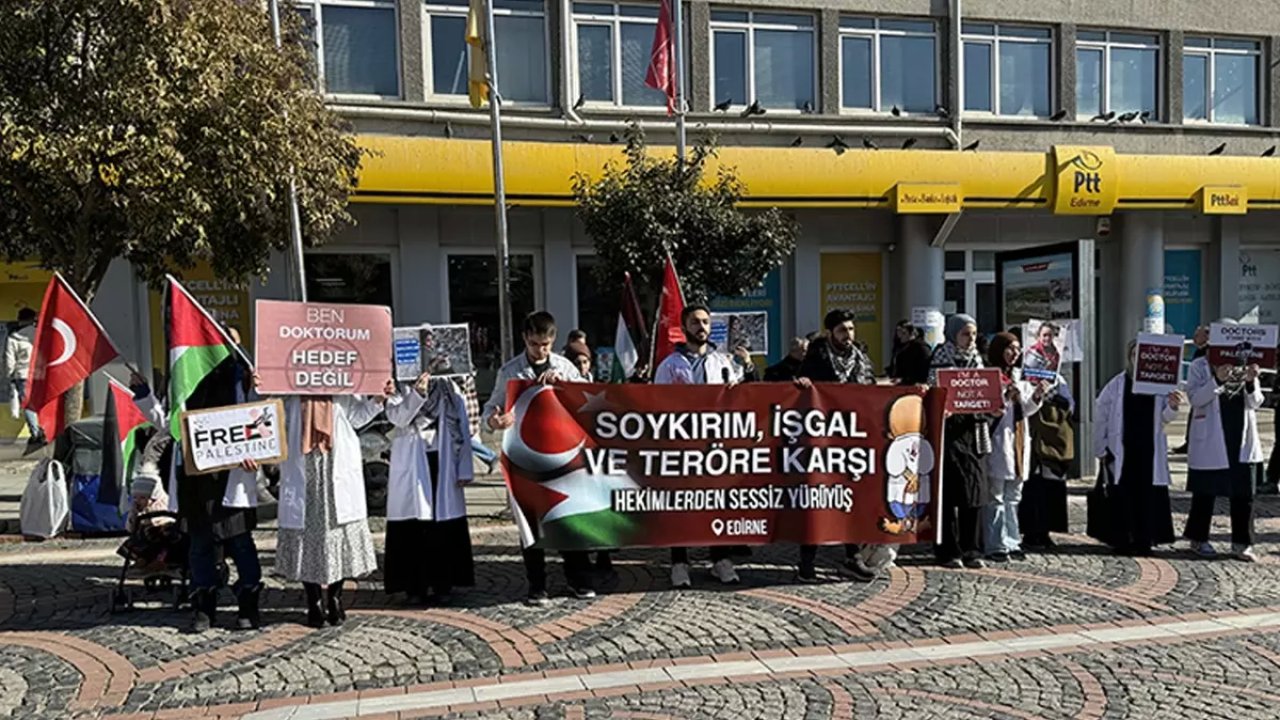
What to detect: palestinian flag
<box><xmin>100</xmin><ymin>378</ymin><xmax>151</xmax><ymax>509</ymax></box>
<box><xmin>165</xmin><ymin>275</ymin><xmax>245</xmax><ymax>439</ymax></box>
<box><xmin>611</xmin><ymin>272</ymin><xmax>648</xmax><ymax>383</ymax></box>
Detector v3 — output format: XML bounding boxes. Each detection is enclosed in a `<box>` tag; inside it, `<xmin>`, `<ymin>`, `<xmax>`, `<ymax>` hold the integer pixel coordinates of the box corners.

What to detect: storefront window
<box><xmin>305</xmin><ymin>253</ymin><xmax>394</xmax><ymax>306</ymax></box>
<box><xmin>574</xmin><ymin>254</ymin><xmax>619</xmax><ymax>363</ymax></box>
<box><xmin>447</xmin><ymin>253</ymin><xmax>536</xmax><ymax>397</ymax></box>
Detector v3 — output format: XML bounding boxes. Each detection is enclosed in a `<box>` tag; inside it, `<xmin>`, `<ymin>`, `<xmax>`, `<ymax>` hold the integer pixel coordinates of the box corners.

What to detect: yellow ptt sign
<box><xmin>1050</xmin><ymin>146</ymin><xmax>1118</xmax><ymax>215</ymax></box>
<box><xmin>1199</xmin><ymin>186</ymin><xmax>1247</xmax><ymax>214</ymax></box>
<box><xmin>893</xmin><ymin>183</ymin><xmax>963</xmax><ymax>214</ymax></box>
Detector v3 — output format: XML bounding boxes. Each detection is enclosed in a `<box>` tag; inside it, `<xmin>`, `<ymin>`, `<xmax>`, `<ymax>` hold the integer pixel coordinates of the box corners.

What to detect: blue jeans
<box><xmin>11</xmin><ymin>378</ymin><xmax>41</xmax><ymax>438</ymax></box>
<box><xmin>189</xmin><ymin>528</ymin><xmax>261</xmax><ymax>593</ymax></box>
<box><xmin>471</xmin><ymin>436</ymin><xmax>497</xmax><ymax>467</ymax></box>
<box><xmin>983</xmin><ymin>479</ymin><xmax>1023</xmax><ymax>555</ymax></box>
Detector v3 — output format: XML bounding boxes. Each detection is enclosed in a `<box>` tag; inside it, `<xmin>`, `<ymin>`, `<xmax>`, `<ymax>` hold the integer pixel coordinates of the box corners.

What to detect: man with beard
<box><xmin>655</xmin><ymin>304</ymin><xmax>757</xmax><ymax>587</ymax></box>
<box><xmin>794</xmin><ymin>309</ymin><xmax>879</xmax><ymax>583</ymax></box>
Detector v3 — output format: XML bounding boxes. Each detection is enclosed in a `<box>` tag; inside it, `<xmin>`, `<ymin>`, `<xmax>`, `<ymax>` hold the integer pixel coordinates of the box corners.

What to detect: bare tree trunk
<box><xmin>61</xmin><ymin>381</ymin><xmax>85</xmax><ymax>439</ymax></box>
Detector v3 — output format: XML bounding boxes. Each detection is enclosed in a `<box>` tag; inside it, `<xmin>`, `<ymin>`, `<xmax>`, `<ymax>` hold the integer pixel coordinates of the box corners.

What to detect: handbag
<box><xmin>1085</xmin><ymin>457</ymin><xmax>1115</xmax><ymax>545</ymax></box>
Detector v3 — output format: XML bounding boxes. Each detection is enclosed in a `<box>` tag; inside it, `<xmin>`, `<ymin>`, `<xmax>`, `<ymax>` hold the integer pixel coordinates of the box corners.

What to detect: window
<box><xmin>962</xmin><ymin>23</ymin><xmax>1052</xmax><ymax>116</ymax></box>
<box><xmin>296</xmin><ymin>0</ymin><xmax>400</xmax><ymax>97</ymax></box>
<box><xmin>305</xmin><ymin>253</ymin><xmax>394</xmax><ymax>306</ymax></box>
<box><xmin>944</xmin><ymin>250</ymin><xmax>997</xmax><ymax>335</ymax></box>
<box><xmin>710</xmin><ymin>10</ymin><xmax>816</xmax><ymax>111</ymax></box>
<box><xmin>1076</xmin><ymin>30</ymin><xmax>1159</xmax><ymax>120</ymax></box>
<box><xmin>839</xmin><ymin>17</ymin><xmax>937</xmax><ymax>113</ymax></box>
<box><xmin>572</xmin><ymin>3</ymin><xmax>668</xmax><ymax>108</ymax></box>
<box><xmin>425</xmin><ymin>0</ymin><xmax>549</xmax><ymax>104</ymax></box>
<box><xmin>446</xmin><ymin>253</ymin><xmax>537</xmax><ymax>397</ymax></box>
<box><xmin>1184</xmin><ymin>37</ymin><xmax>1260</xmax><ymax>125</ymax></box>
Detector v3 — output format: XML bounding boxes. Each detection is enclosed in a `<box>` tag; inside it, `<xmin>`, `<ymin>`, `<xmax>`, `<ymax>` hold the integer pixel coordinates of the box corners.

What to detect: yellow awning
<box><xmin>353</xmin><ymin>135</ymin><xmax>1280</xmax><ymax>215</ymax></box>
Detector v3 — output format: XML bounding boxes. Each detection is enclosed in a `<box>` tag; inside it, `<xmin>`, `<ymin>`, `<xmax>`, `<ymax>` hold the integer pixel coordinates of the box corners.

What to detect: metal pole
<box><xmin>950</xmin><ymin>0</ymin><xmax>963</xmax><ymax>148</ymax></box>
<box><xmin>483</xmin><ymin>0</ymin><xmax>514</xmax><ymax>362</ymax></box>
<box><xmin>269</xmin><ymin>0</ymin><xmax>309</xmax><ymax>301</ymax></box>
<box><xmin>672</xmin><ymin>0</ymin><xmax>687</xmax><ymax>162</ymax></box>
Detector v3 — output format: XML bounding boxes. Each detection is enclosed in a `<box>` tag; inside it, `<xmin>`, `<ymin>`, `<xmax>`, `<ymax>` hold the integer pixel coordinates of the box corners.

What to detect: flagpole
<box><xmin>482</xmin><ymin>0</ymin><xmax>515</xmax><ymax>362</ymax></box>
<box><xmin>672</xmin><ymin>0</ymin><xmax>686</xmax><ymax>163</ymax></box>
<box><xmin>269</xmin><ymin>0</ymin><xmax>309</xmax><ymax>302</ymax></box>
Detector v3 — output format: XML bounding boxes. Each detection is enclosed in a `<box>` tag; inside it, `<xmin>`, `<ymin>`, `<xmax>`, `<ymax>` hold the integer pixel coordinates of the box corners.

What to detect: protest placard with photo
<box><xmin>1132</xmin><ymin>333</ymin><xmax>1185</xmax><ymax>396</ymax></box>
<box><xmin>1023</xmin><ymin>318</ymin><xmax>1083</xmax><ymax>378</ymax></box>
<box><xmin>181</xmin><ymin>399</ymin><xmax>287</xmax><ymax>475</ymax></box>
<box><xmin>255</xmin><ymin>300</ymin><xmax>392</xmax><ymax>395</ymax></box>
<box><xmin>394</xmin><ymin>323</ymin><xmax>474</xmax><ymax>381</ymax></box>
<box><xmin>1208</xmin><ymin>323</ymin><xmax>1279</xmax><ymax>368</ymax></box>
<box><xmin>935</xmin><ymin>368</ymin><xmax>1004</xmax><ymax>414</ymax></box>
<box><xmin>710</xmin><ymin>311</ymin><xmax>769</xmax><ymax>355</ymax></box>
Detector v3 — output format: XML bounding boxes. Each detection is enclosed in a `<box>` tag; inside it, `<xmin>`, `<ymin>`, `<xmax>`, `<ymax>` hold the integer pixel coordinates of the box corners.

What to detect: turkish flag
<box><xmin>652</xmin><ymin>254</ymin><xmax>686</xmax><ymax>366</ymax></box>
<box><xmin>24</xmin><ymin>274</ymin><xmax>120</xmax><ymax>439</ymax></box>
<box><xmin>644</xmin><ymin>0</ymin><xmax>676</xmax><ymax>115</ymax></box>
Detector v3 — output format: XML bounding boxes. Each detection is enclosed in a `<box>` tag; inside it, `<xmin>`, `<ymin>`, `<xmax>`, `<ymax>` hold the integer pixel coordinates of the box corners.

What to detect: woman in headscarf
<box><xmin>1024</xmin><ymin>322</ymin><xmax>1062</xmax><ymax>373</ymax></box>
<box><xmin>1093</xmin><ymin>340</ymin><xmax>1181</xmax><ymax>555</ymax></box>
<box><xmin>1020</xmin><ymin>370</ymin><xmax>1076</xmax><ymax>550</ymax></box>
<box><xmin>1183</xmin><ymin>320</ymin><xmax>1266</xmax><ymax>561</ymax></box>
<box><xmin>383</xmin><ymin>373</ymin><xmax>475</xmax><ymax>605</ymax></box>
<box><xmin>983</xmin><ymin>333</ymin><xmax>1045</xmax><ymax>562</ymax></box>
<box><xmin>929</xmin><ymin>314</ymin><xmax>992</xmax><ymax>569</ymax></box>
<box><xmin>270</xmin><ymin>392</ymin><xmax>385</xmax><ymax>627</ymax></box>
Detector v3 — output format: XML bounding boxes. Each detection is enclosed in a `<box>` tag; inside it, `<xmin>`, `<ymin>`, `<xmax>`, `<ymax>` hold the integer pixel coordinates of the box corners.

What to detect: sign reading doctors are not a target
<box><xmin>255</xmin><ymin>300</ymin><xmax>393</xmax><ymax>396</ymax></box>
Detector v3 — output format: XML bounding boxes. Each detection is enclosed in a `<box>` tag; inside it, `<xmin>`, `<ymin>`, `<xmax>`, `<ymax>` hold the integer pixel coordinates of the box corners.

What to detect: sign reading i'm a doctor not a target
<box><xmin>255</xmin><ymin>300</ymin><xmax>393</xmax><ymax>395</ymax></box>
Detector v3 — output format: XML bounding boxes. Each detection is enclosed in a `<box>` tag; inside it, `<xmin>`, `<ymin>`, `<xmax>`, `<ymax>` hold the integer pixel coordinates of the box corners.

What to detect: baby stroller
<box><xmin>110</xmin><ymin>475</ymin><xmax>227</xmax><ymax>612</ymax></box>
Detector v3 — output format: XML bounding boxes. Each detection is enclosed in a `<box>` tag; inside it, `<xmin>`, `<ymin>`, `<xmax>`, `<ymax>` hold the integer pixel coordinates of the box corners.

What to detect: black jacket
<box><xmin>764</xmin><ymin>355</ymin><xmax>803</xmax><ymax>382</ymax></box>
<box><xmin>797</xmin><ymin>337</ymin><xmax>875</xmax><ymax>384</ymax></box>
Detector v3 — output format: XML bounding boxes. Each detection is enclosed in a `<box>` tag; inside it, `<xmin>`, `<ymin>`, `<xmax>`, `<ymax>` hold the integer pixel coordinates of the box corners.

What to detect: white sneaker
<box><xmin>670</xmin><ymin>562</ymin><xmax>692</xmax><ymax>589</ymax></box>
<box><xmin>1192</xmin><ymin>541</ymin><xmax>1217</xmax><ymax>558</ymax></box>
<box><xmin>1233</xmin><ymin>545</ymin><xmax>1258</xmax><ymax>562</ymax></box>
<box><xmin>712</xmin><ymin>558</ymin><xmax>740</xmax><ymax>585</ymax></box>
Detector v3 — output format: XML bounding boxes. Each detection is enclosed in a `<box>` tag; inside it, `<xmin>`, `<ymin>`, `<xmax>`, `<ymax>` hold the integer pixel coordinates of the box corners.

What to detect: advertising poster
<box><xmin>820</xmin><ymin>253</ymin><xmax>884</xmax><ymax>365</ymax></box>
<box><xmin>710</xmin><ymin>269</ymin><xmax>783</xmax><ymax>364</ymax></box>
<box><xmin>999</xmin><ymin>251</ymin><xmax>1075</xmax><ymax>327</ymax></box>
<box><xmin>1239</xmin><ymin>249</ymin><xmax>1280</xmax><ymax>326</ymax></box>
<box><xmin>502</xmin><ymin>381</ymin><xmax>944</xmax><ymax>549</ymax></box>
<box><xmin>255</xmin><ymin>300</ymin><xmax>393</xmax><ymax>395</ymax></box>
<box><xmin>1132</xmin><ymin>333</ymin><xmax>1184</xmax><ymax>396</ymax></box>
<box><xmin>1164</xmin><ymin>250</ymin><xmax>1202</xmax><ymax>338</ymax></box>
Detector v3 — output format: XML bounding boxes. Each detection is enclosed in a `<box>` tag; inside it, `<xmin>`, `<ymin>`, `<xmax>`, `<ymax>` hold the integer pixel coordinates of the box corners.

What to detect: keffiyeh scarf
<box><xmin>930</xmin><ymin>341</ymin><xmax>994</xmax><ymax>456</ymax></box>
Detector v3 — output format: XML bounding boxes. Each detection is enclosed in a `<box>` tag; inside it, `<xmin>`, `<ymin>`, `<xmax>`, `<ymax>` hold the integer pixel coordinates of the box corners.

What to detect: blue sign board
<box><xmin>709</xmin><ymin>268</ymin><xmax>783</xmax><ymax>363</ymax></box>
<box><xmin>1163</xmin><ymin>249</ymin><xmax>1202</xmax><ymax>338</ymax></box>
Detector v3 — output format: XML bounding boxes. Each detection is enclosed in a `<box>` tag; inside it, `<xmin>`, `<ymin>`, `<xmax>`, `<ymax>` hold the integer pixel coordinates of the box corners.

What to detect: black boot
<box><xmin>326</xmin><ymin>580</ymin><xmax>346</xmax><ymax>626</ymax></box>
<box><xmin>303</xmin><ymin>583</ymin><xmax>325</xmax><ymax>628</ymax></box>
<box><xmin>236</xmin><ymin>584</ymin><xmax>262</xmax><ymax>630</ymax></box>
<box><xmin>188</xmin><ymin>588</ymin><xmax>216</xmax><ymax>634</ymax></box>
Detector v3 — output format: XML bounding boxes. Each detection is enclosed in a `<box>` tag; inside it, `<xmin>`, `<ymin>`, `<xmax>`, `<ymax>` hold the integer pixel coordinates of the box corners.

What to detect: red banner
<box><xmin>502</xmin><ymin>382</ymin><xmax>946</xmax><ymax>550</ymax></box>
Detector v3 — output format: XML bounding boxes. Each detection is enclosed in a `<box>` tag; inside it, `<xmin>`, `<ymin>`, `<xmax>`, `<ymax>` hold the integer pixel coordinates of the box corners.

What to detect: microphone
<box><xmin>722</xmin><ymin>368</ymin><xmax>731</xmax><ymax>384</ymax></box>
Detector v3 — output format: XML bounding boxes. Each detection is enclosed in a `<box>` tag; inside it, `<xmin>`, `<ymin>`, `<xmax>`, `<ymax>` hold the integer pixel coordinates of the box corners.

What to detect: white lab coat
<box><xmin>384</xmin><ymin>382</ymin><xmax>474</xmax><ymax>522</ymax></box>
<box><xmin>986</xmin><ymin>369</ymin><xmax>1043</xmax><ymax>482</ymax></box>
<box><xmin>276</xmin><ymin>395</ymin><xmax>382</xmax><ymax>530</ymax></box>
<box><xmin>1186</xmin><ymin>357</ymin><xmax>1266</xmax><ymax>470</ymax></box>
<box><xmin>1093</xmin><ymin>373</ymin><xmax>1178</xmax><ymax>487</ymax></box>
<box><xmin>653</xmin><ymin>346</ymin><xmax>743</xmax><ymax>385</ymax></box>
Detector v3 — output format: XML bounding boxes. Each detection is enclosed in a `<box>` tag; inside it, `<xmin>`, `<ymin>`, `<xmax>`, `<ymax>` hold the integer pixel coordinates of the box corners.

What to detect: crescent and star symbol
<box><xmin>48</xmin><ymin>318</ymin><xmax>78</xmax><ymax>367</ymax></box>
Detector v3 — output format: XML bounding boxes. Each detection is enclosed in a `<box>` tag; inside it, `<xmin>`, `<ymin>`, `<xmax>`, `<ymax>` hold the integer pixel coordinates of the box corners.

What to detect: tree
<box><xmin>0</xmin><ymin>0</ymin><xmax>366</xmax><ymax>303</ymax></box>
<box><xmin>572</xmin><ymin>125</ymin><xmax>799</xmax><ymax>306</ymax></box>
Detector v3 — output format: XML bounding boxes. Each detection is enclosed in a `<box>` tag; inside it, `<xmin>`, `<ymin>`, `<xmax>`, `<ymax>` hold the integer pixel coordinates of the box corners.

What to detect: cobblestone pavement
<box><xmin>6</xmin><ymin>485</ymin><xmax>1280</xmax><ymax>719</ymax></box>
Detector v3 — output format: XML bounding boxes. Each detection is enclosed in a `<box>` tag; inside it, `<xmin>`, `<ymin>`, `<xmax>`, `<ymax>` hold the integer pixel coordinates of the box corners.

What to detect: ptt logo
<box><xmin>1070</xmin><ymin>150</ymin><xmax>1104</xmax><ymax>194</ymax></box>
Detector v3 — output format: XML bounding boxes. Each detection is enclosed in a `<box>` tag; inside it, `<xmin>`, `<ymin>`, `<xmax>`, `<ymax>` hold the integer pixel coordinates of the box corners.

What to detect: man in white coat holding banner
<box><xmin>383</xmin><ymin>372</ymin><xmax>475</xmax><ymax>604</ymax></box>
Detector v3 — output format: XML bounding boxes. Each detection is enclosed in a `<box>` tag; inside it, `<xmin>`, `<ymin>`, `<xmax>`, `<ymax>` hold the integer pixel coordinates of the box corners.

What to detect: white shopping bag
<box><xmin>8</xmin><ymin>390</ymin><xmax>18</xmax><ymax>421</ymax></box>
<box><xmin>20</xmin><ymin>458</ymin><xmax>69</xmax><ymax>539</ymax></box>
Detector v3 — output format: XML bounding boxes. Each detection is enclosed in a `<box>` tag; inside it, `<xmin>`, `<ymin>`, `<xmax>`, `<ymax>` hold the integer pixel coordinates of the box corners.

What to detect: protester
<box><xmin>892</xmin><ymin>327</ymin><xmax>931</xmax><ymax>386</ymax></box>
<box><xmin>1092</xmin><ymin>340</ymin><xmax>1180</xmax><ymax>555</ymax></box>
<box><xmin>654</xmin><ymin>304</ymin><xmax>756</xmax><ymax>587</ymax></box>
<box><xmin>564</xmin><ymin>340</ymin><xmax>594</xmax><ymax>382</ymax></box>
<box><xmin>5</xmin><ymin>308</ymin><xmax>45</xmax><ymax>449</ymax></box>
<box><xmin>383</xmin><ymin>373</ymin><xmax>475</xmax><ymax>605</ymax></box>
<box><xmin>795</xmin><ymin>309</ymin><xmax>878</xmax><ymax>583</ymax></box>
<box><xmin>887</xmin><ymin>320</ymin><xmax>915</xmax><ymax>378</ymax></box>
<box><xmin>1173</xmin><ymin>324</ymin><xmax>1210</xmax><ymax>455</ymax></box>
<box><xmin>765</xmin><ymin>336</ymin><xmax>809</xmax><ymax>382</ymax></box>
<box><xmin>1020</xmin><ymin>370</ymin><xmax>1076</xmax><ymax>550</ymax></box>
<box><xmin>1024</xmin><ymin>322</ymin><xmax>1061</xmax><ymax>372</ymax></box>
<box><xmin>565</xmin><ymin>329</ymin><xmax>587</xmax><ymax>348</ymax></box>
<box><xmin>485</xmin><ymin>311</ymin><xmax>596</xmax><ymax>605</ymax></box>
<box><xmin>271</xmin><ymin>392</ymin><xmax>383</xmax><ymax>628</ymax></box>
<box><xmin>1182</xmin><ymin>320</ymin><xmax>1266</xmax><ymax>561</ymax></box>
<box><xmin>983</xmin><ymin>333</ymin><xmax>1045</xmax><ymax>563</ymax></box>
<box><xmin>930</xmin><ymin>314</ymin><xmax>991</xmax><ymax>569</ymax></box>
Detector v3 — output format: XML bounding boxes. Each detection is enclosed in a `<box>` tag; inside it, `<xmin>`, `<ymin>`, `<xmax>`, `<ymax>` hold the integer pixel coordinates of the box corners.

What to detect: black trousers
<box><xmin>670</xmin><ymin>547</ymin><xmax>733</xmax><ymax>564</ymax></box>
<box><xmin>1268</xmin><ymin>438</ymin><xmax>1279</xmax><ymax>485</ymax></box>
<box><xmin>1184</xmin><ymin>493</ymin><xmax>1254</xmax><ymax>546</ymax></box>
<box><xmin>797</xmin><ymin>544</ymin><xmax>859</xmax><ymax>570</ymax></box>
<box><xmin>935</xmin><ymin>502</ymin><xmax>982</xmax><ymax>562</ymax></box>
<box><xmin>522</xmin><ymin>548</ymin><xmax>592</xmax><ymax>594</ymax></box>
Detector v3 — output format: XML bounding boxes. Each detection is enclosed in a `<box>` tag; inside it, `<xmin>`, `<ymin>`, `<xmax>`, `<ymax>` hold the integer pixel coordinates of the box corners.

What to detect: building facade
<box><xmin>4</xmin><ymin>0</ymin><xmax>1280</xmax><ymax>449</ymax></box>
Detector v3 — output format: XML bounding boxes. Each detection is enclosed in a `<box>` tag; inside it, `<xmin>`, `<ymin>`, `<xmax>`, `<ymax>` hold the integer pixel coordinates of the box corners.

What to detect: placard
<box><xmin>710</xmin><ymin>311</ymin><xmax>769</xmax><ymax>355</ymax></box>
<box><xmin>393</xmin><ymin>323</ymin><xmax>473</xmax><ymax>381</ymax></box>
<box><xmin>181</xmin><ymin>399</ymin><xmax>287</xmax><ymax>475</ymax></box>
<box><xmin>1023</xmin><ymin>318</ymin><xmax>1083</xmax><ymax>369</ymax></box>
<box><xmin>1132</xmin><ymin>333</ymin><xmax>1184</xmax><ymax>396</ymax></box>
<box><xmin>935</xmin><ymin>368</ymin><xmax>1004</xmax><ymax>415</ymax></box>
<box><xmin>1208</xmin><ymin>323</ymin><xmax>1279</xmax><ymax>368</ymax></box>
<box><xmin>255</xmin><ymin>300</ymin><xmax>393</xmax><ymax>395</ymax></box>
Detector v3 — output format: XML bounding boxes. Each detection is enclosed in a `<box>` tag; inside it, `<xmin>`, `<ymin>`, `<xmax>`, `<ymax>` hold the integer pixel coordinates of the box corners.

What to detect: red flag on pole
<box><xmin>651</xmin><ymin>254</ymin><xmax>686</xmax><ymax>367</ymax></box>
<box><xmin>644</xmin><ymin>0</ymin><xmax>677</xmax><ymax>115</ymax></box>
<box><xmin>23</xmin><ymin>274</ymin><xmax>120</xmax><ymax>440</ymax></box>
